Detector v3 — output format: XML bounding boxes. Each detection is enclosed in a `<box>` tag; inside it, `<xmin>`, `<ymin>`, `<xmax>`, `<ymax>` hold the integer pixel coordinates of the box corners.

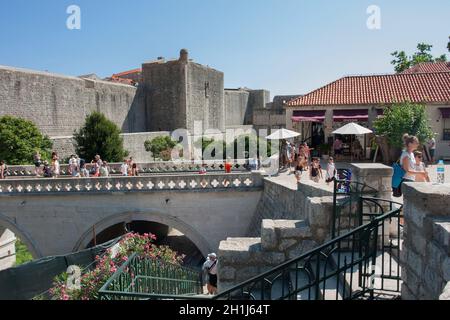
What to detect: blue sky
<box><xmin>0</xmin><ymin>0</ymin><xmax>449</xmax><ymax>97</ymax></box>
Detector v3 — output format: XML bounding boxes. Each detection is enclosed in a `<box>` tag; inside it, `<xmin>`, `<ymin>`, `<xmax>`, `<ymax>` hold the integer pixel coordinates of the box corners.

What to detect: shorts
<box><xmin>208</xmin><ymin>274</ymin><xmax>217</xmax><ymax>287</ymax></box>
<box><xmin>35</xmin><ymin>161</ymin><xmax>42</xmax><ymax>168</ymax></box>
<box><xmin>334</xmin><ymin>149</ymin><xmax>342</xmax><ymax>155</ymax></box>
<box><xmin>429</xmin><ymin>149</ymin><xmax>435</xmax><ymax>159</ymax></box>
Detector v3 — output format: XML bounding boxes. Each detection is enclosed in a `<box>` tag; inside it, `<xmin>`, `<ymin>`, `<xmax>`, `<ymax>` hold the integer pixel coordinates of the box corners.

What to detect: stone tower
<box><xmin>142</xmin><ymin>49</ymin><xmax>225</xmax><ymax>132</ymax></box>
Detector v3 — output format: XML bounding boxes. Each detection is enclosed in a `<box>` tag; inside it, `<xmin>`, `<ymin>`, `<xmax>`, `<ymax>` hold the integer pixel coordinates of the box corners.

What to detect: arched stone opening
<box><xmin>74</xmin><ymin>212</ymin><xmax>211</xmax><ymax>268</ymax></box>
<box><xmin>0</xmin><ymin>212</ymin><xmax>42</xmax><ymax>260</ymax></box>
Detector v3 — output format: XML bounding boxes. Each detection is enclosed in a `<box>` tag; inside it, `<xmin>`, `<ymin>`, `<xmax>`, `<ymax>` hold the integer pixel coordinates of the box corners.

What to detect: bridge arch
<box><xmin>74</xmin><ymin>211</ymin><xmax>212</xmax><ymax>258</ymax></box>
<box><xmin>0</xmin><ymin>212</ymin><xmax>42</xmax><ymax>259</ymax></box>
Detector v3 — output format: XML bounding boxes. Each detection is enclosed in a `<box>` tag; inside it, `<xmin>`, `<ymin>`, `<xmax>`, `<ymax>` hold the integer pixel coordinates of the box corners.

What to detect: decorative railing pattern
<box><xmin>99</xmin><ymin>253</ymin><xmax>203</xmax><ymax>300</ymax></box>
<box><xmin>0</xmin><ymin>173</ymin><xmax>263</xmax><ymax>195</ymax></box>
<box><xmin>212</xmin><ymin>197</ymin><xmax>403</xmax><ymax>301</ymax></box>
<box><xmin>4</xmin><ymin>160</ymin><xmax>248</xmax><ymax>177</ymax></box>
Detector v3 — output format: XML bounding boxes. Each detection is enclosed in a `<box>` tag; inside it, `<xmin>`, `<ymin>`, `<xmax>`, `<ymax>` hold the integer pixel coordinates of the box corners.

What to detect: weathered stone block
<box><xmin>401</xmin><ymin>283</ymin><xmax>417</xmax><ymax>301</ymax></box>
<box><xmin>432</xmin><ymin>220</ymin><xmax>450</xmax><ymax>254</ymax></box>
<box><xmin>423</xmin><ymin>265</ymin><xmax>445</xmax><ymax>297</ymax></box>
<box><xmin>218</xmin><ymin>238</ymin><xmax>261</xmax><ymax>265</ymax></box>
<box><xmin>288</xmin><ymin>240</ymin><xmax>318</xmax><ymax>260</ymax></box>
<box><xmin>219</xmin><ymin>266</ymin><xmax>236</xmax><ymax>281</ymax></box>
<box><xmin>257</xmin><ymin>252</ymin><xmax>286</xmax><ymax>266</ymax></box>
<box><xmin>278</xmin><ymin>239</ymin><xmax>298</xmax><ymax>252</ymax></box>
<box><xmin>261</xmin><ymin>220</ymin><xmax>277</xmax><ymax>251</ymax></box>
<box><xmin>274</xmin><ymin>220</ymin><xmax>312</xmax><ymax>239</ymax></box>
<box><xmin>408</xmin><ymin>231</ymin><xmax>427</xmax><ymax>256</ymax></box>
<box><xmin>427</xmin><ymin>241</ymin><xmax>447</xmax><ymax>272</ymax></box>
<box><xmin>406</xmin><ymin>249</ymin><xmax>424</xmax><ymax>277</ymax></box>
<box><xmin>443</xmin><ymin>257</ymin><xmax>450</xmax><ymax>281</ymax></box>
<box><xmin>235</xmin><ymin>267</ymin><xmax>260</xmax><ymax>282</ymax></box>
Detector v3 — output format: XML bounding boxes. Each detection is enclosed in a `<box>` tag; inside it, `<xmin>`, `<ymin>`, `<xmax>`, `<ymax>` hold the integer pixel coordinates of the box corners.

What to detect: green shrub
<box><xmin>0</xmin><ymin>116</ymin><xmax>52</xmax><ymax>165</ymax></box>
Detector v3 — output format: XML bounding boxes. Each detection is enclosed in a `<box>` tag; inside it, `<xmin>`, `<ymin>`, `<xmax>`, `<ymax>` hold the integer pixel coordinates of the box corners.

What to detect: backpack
<box><xmin>392</xmin><ymin>162</ymin><xmax>405</xmax><ymax>198</ymax></box>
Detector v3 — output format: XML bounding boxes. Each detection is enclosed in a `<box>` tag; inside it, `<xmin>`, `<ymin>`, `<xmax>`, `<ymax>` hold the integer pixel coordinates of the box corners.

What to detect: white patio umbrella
<box><xmin>266</xmin><ymin>129</ymin><xmax>300</xmax><ymax>172</ymax></box>
<box><xmin>332</xmin><ymin>122</ymin><xmax>373</xmax><ymax>135</ymax></box>
<box><xmin>332</xmin><ymin>123</ymin><xmax>373</xmax><ymax>161</ymax></box>
<box><xmin>266</xmin><ymin>128</ymin><xmax>301</xmax><ymax>140</ymax></box>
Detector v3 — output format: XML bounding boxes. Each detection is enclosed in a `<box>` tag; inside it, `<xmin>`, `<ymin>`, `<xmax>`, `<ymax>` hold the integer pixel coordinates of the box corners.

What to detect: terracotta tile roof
<box><xmin>287</xmin><ymin>72</ymin><xmax>450</xmax><ymax>107</ymax></box>
<box><xmin>401</xmin><ymin>62</ymin><xmax>450</xmax><ymax>74</ymax></box>
<box><xmin>112</xmin><ymin>68</ymin><xmax>142</xmax><ymax>77</ymax></box>
<box><xmin>109</xmin><ymin>77</ymin><xmax>135</xmax><ymax>85</ymax></box>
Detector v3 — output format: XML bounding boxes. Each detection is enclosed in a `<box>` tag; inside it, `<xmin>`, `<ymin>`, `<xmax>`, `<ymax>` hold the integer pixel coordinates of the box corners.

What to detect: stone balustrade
<box><xmin>401</xmin><ymin>183</ymin><xmax>450</xmax><ymax>300</ymax></box>
<box><xmin>0</xmin><ymin>172</ymin><xmax>263</xmax><ymax>196</ymax></box>
<box><xmin>4</xmin><ymin>160</ymin><xmax>248</xmax><ymax>177</ymax></box>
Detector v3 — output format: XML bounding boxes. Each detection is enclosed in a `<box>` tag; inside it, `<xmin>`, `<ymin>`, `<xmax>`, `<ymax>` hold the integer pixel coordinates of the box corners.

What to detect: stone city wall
<box><xmin>401</xmin><ymin>183</ymin><xmax>450</xmax><ymax>300</ymax></box>
<box><xmin>0</xmin><ymin>65</ymin><xmax>146</xmax><ymax>137</ymax></box>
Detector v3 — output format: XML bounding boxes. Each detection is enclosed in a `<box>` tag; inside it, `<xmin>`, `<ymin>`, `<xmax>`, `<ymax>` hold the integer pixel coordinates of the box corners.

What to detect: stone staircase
<box><xmin>218</xmin><ymin>219</ymin><xmax>319</xmax><ymax>294</ymax></box>
<box><xmin>218</xmin><ymin>218</ymin><xmax>402</xmax><ymax>300</ymax></box>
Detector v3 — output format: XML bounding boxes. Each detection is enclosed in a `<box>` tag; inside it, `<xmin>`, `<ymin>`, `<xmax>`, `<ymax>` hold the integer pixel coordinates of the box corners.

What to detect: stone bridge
<box><xmin>0</xmin><ymin>172</ymin><xmax>263</xmax><ymax>263</ymax></box>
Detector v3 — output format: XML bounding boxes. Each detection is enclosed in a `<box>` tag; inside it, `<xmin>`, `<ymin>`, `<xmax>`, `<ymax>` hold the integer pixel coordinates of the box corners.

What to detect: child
<box><xmin>100</xmin><ymin>161</ymin><xmax>109</xmax><ymax>177</ymax></box>
<box><xmin>413</xmin><ymin>151</ymin><xmax>431</xmax><ymax>182</ymax></box>
<box><xmin>325</xmin><ymin>157</ymin><xmax>337</xmax><ymax>185</ymax></box>
<box><xmin>0</xmin><ymin>160</ymin><xmax>6</xmax><ymax>179</ymax></box>
<box><xmin>310</xmin><ymin>157</ymin><xmax>323</xmax><ymax>183</ymax></box>
<box><xmin>120</xmin><ymin>159</ymin><xmax>129</xmax><ymax>176</ymax></box>
<box><xmin>294</xmin><ymin>156</ymin><xmax>306</xmax><ymax>184</ymax></box>
<box><xmin>43</xmin><ymin>161</ymin><xmax>52</xmax><ymax>178</ymax></box>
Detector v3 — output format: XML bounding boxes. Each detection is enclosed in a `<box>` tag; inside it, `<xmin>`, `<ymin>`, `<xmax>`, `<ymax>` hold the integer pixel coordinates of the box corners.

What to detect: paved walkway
<box><xmin>267</xmin><ymin>162</ymin><xmax>450</xmax><ymax>198</ymax></box>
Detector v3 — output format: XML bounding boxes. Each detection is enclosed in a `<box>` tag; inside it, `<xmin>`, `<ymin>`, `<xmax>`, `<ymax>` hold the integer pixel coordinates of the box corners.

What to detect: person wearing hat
<box><xmin>202</xmin><ymin>253</ymin><xmax>218</xmax><ymax>295</ymax></box>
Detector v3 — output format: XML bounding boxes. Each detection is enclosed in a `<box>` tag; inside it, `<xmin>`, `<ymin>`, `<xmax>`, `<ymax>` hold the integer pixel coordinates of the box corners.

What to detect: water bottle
<box><xmin>437</xmin><ymin>160</ymin><xmax>445</xmax><ymax>184</ymax></box>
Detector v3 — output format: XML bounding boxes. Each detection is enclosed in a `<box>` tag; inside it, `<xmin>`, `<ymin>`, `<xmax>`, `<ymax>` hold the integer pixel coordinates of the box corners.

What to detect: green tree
<box><xmin>144</xmin><ymin>136</ymin><xmax>178</xmax><ymax>161</ymax></box>
<box><xmin>373</xmin><ymin>102</ymin><xmax>433</xmax><ymax>163</ymax></box>
<box><xmin>391</xmin><ymin>42</ymin><xmax>448</xmax><ymax>73</ymax></box>
<box><xmin>0</xmin><ymin>116</ymin><xmax>52</xmax><ymax>165</ymax></box>
<box><xmin>74</xmin><ymin>112</ymin><xmax>128</xmax><ymax>162</ymax></box>
<box><xmin>228</xmin><ymin>134</ymin><xmax>273</xmax><ymax>159</ymax></box>
<box><xmin>194</xmin><ymin>137</ymin><xmax>227</xmax><ymax>160</ymax></box>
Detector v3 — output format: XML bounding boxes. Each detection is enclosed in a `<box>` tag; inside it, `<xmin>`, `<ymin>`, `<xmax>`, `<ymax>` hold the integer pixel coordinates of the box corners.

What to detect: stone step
<box><xmin>331</xmin><ymin>251</ymin><xmax>402</xmax><ymax>297</ymax></box>
<box><xmin>309</xmin><ymin>258</ymin><xmax>346</xmax><ymax>300</ymax></box>
<box><xmin>261</xmin><ymin>219</ymin><xmax>312</xmax><ymax>252</ymax></box>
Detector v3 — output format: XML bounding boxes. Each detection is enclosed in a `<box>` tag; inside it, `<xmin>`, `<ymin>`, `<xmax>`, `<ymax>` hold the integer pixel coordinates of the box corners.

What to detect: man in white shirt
<box><xmin>202</xmin><ymin>253</ymin><xmax>218</xmax><ymax>295</ymax></box>
<box><xmin>428</xmin><ymin>137</ymin><xmax>436</xmax><ymax>164</ymax></box>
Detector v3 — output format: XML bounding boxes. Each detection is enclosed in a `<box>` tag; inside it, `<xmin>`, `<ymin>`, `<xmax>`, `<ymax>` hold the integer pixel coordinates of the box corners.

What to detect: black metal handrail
<box><xmin>99</xmin><ymin>253</ymin><xmax>203</xmax><ymax>300</ymax></box>
<box><xmin>332</xmin><ymin>179</ymin><xmax>379</xmax><ymax>239</ymax></box>
<box><xmin>212</xmin><ymin>200</ymin><xmax>403</xmax><ymax>300</ymax></box>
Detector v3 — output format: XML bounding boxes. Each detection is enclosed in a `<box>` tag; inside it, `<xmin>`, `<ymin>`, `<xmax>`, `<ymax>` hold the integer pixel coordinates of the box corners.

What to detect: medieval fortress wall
<box><xmin>0</xmin><ymin>65</ymin><xmax>146</xmax><ymax>137</ymax></box>
<box><xmin>0</xmin><ymin>50</ymin><xmax>276</xmax><ymax>163</ymax></box>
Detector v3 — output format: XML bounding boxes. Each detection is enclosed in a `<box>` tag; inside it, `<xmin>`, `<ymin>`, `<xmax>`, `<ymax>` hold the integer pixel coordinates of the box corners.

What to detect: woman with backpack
<box><xmin>393</xmin><ymin>134</ymin><xmax>428</xmax><ymax>197</ymax></box>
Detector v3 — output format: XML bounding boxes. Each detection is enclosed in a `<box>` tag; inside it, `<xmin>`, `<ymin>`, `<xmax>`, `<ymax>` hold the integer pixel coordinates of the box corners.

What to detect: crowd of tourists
<box><xmin>0</xmin><ymin>152</ymin><xmax>141</xmax><ymax>180</ymax></box>
<box><xmin>282</xmin><ymin>141</ymin><xmax>337</xmax><ymax>186</ymax></box>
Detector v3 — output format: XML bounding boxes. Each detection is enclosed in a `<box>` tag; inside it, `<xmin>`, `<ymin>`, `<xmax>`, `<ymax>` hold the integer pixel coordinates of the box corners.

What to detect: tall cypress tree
<box><xmin>74</xmin><ymin>112</ymin><xmax>128</xmax><ymax>162</ymax></box>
